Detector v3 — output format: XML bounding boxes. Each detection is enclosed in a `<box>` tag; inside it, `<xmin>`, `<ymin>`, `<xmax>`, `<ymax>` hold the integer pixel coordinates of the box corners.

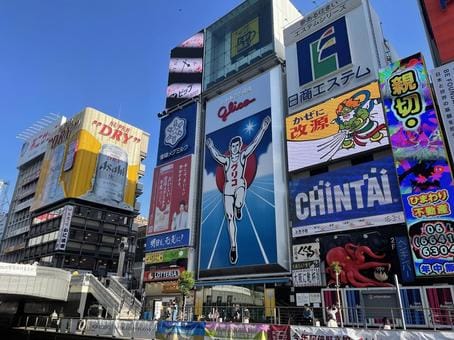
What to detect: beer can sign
<box><xmin>92</xmin><ymin>144</ymin><xmax>128</xmax><ymax>203</ymax></box>
<box><xmin>42</xmin><ymin>143</ymin><xmax>65</xmax><ymax>205</ymax></box>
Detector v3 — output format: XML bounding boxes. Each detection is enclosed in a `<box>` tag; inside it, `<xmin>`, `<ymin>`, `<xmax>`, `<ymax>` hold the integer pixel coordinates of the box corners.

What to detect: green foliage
<box><xmin>178</xmin><ymin>270</ymin><xmax>195</xmax><ymax>297</ymax></box>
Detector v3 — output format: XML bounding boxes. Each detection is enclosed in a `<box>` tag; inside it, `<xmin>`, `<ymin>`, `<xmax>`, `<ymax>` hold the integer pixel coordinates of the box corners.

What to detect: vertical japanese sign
<box><xmin>292</xmin><ymin>242</ymin><xmax>322</xmax><ymax>287</ymax></box>
<box><xmin>147</xmin><ymin>155</ymin><xmax>191</xmax><ymax>236</ymax></box>
<box><xmin>379</xmin><ymin>53</ymin><xmax>454</xmax><ymax>277</ymax></box>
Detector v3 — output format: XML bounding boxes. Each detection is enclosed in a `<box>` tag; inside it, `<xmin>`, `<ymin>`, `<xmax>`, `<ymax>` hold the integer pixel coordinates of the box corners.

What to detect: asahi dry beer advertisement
<box><xmin>31</xmin><ymin>107</ymin><xmax>147</xmax><ymax>212</ymax></box>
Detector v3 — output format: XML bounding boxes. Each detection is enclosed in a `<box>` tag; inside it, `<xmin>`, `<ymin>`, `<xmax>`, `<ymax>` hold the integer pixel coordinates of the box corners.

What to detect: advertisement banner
<box><xmin>319</xmin><ymin>226</ymin><xmax>408</xmax><ymax>288</ymax></box>
<box><xmin>200</xmin><ymin>70</ymin><xmax>280</xmax><ymax>277</ymax></box>
<box><xmin>292</xmin><ymin>242</ymin><xmax>319</xmax><ymax>263</ymax></box>
<box><xmin>157</xmin><ymin>103</ymin><xmax>197</xmax><ymax>166</ymax></box>
<box><xmin>147</xmin><ymin>155</ymin><xmax>191</xmax><ymax>235</ymax></box>
<box><xmin>290</xmin><ymin>156</ymin><xmax>404</xmax><ymax>237</ymax></box>
<box><xmin>144</xmin><ymin>267</ymin><xmax>184</xmax><ymax>283</ymax></box>
<box><xmin>145</xmin><ymin>229</ymin><xmax>190</xmax><ymax>252</ymax></box>
<box><xmin>156</xmin><ymin>321</ymin><xmax>205</xmax><ymax>340</ymax></box>
<box><xmin>55</xmin><ymin>205</ymin><xmax>74</xmax><ymax>251</ymax></box>
<box><xmin>230</xmin><ymin>17</ymin><xmax>260</xmax><ymax>61</ymax></box>
<box><xmin>424</xmin><ymin>286</ymin><xmax>454</xmax><ymax>328</ymax></box>
<box><xmin>420</xmin><ymin>0</ymin><xmax>454</xmax><ymax>65</ymax></box>
<box><xmin>205</xmin><ymin>322</ymin><xmax>268</xmax><ymax>340</ymax></box>
<box><xmin>31</xmin><ymin>108</ymin><xmax>147</xmax><ymax>212</ymax></box>
<box><xmin>430</xmin><ymin>62</ymin><xmax>454</xmax><ymax>162</ymax></box>
<box><xmin>0</xmin><ymin>263</ymin><xmax>36</xmax><ymax>276</ymax></box>
<box><xmin>284</xmin><ymin>0</ymin><xmax>381</xmax><ymax>113</ymax></box>
<box><xmin>166</xmin><ymin>32</ymin><xmax>204</xmax><ymax>110</ymax></box>
<box><xmin>84</xmin><ymin>320</ymin><xmax>157</xmax><ymax>339</ymax></box>
<box><xmin>286</xmin><ymin>82</ymin><xmax>389</xmax><ymax>171</ymax></box>
<box><xmin>379</xmin><ymin>53</ymin><xmax>454</xmax><ymax>277</ymax></box>
<box><xmin>145</xmin><ymin>248</ymin><xmax>189</xmax><ymax>265</ymax></box>
<box><xmin>292</xmin><ymin>260</ymin><xmax>322</xmax><ymax>287</ymax></box>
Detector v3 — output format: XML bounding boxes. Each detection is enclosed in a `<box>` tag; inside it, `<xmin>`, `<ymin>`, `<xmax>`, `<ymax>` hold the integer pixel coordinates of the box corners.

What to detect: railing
<box><xmin>107</xmin><ymin>276</ymin><xmax>142</xmax><ymax>318</ymax></box>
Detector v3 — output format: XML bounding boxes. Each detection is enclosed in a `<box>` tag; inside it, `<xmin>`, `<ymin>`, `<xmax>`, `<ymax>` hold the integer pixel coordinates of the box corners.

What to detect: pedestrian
<box><xmin>171</xmin><ymin>300</ymin><xmax>178</xmax><ymax>321</ymax></box>
<box><xmin>302</xmin><ymin>304</ymin><xmax>313</xmax><ymax>325</ymax></box>
<box><xmin>326</xmin><ymin>305</ymin><xmax>338</xmax><ymax>327</ymax></box>
<box><xmin>382</xmin><ymin>317</ymin><xmax>392</xmax><ymax>330</ymax></box>
<box><xmin>243</xmin><ymin>308</ymin><xmax>250</xmax><ymax>324</ymax></box>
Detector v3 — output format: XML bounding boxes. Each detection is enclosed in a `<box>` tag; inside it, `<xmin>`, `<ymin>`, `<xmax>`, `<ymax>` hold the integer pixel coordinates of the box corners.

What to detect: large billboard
<box><xmin>199</xmin><ymin>67</ymin><xmax>289</xmax><ymax>278</ymax></box>
<box><xmin>284</xmin><ymin>0</ymin><xmax>383</xmax><ymax>113</ymax></box>
<box><xmin>31</xmin><ymin>108</ymin><xmax>147</xmax><ymax>212</ymax></box>
<box><xmin>379</xmin><ymin>53</ymin><xmax>454</xmax><ymax>277</ymax></box>
<box><xmin>147</xmin><ymin>155</ymin><xmax>192</xmax><ymax>236</ymax></box>
<box><xmin>157</xmin><ymin>103</ymin><xmax>197</xmax><ymax>166</ymax></box>
<box><xmin>430</xmin><ymin>62</ymin><xmax>454</xmax><ymax>163</ymax></box>
<box><xmin>419</xmin><ymin>0</ymin><xmax>454</xmax><ymax>65</ymax></box>
<box><xmin>290</xmin><ymin>156</ymin><xmax>404</xmax><ymax>238</ymax></box>
<box><xmin>165</xmin><ymin>32</ymin><xmax>204</xmax><ymax>110</ymax></box>
<box><xmin>286</xmin><ymin>82</ymin><xmax>389</xmax><ymax>171</ymax></box>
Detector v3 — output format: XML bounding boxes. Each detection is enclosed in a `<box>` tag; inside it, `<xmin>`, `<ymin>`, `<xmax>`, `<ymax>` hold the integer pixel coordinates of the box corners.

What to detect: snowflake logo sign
<box><xmin>164</xmin><ymin>117</ymin><xmax>187</xmax><ymax>147</ymax></box>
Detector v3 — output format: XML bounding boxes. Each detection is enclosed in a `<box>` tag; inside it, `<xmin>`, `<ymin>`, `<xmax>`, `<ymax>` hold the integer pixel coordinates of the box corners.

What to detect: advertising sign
<box><xmin>205</xmin><ymin>322</ymin><xmax>269</xmax><ymax>339</ymax></box>
<box><xmin>144</xmin><ymin>248</ymin><xmax>188</xmax><ymax>265</ymax></box>
<box><xmin>147</xmin><ymin>155</ymin><xmax>191</xmax><ymax>235</ymax></box>
<box><xmin>143</xmin><ymin>267</ymin><xmax>184</xmax><ymax>283</ymax></box>
<box><xmin>284</xmin><ymin>0</ymin><xmax>381</xmax><ymax>113</ymax></box>
<box><xmin>200</xmin><ymin>68</ymin><xmax>288</xmax><ymax>277</ymax></box>
<box><xmin>430</xmin><ymin>62</ymin><xmax>454</xmax><ymax>162</ymax></box>
<box><xmin>286</xmin><ymin>82</ymin><xmax>389</xmax><ymax>171</ymax></box>
<box><xmin>320</xmin><ymin>226</ymin><xmax>409</xmax><ymax>288</ymax></box>
<box><xmin>290</xmin><ymin>156</ymin><xmax>404</xmax><ymax>237</ymax></box>
<box><xmin>420</xmin><ymin>0</ymin><xmax>454</xmax><ymax>65</ymax></box>
<box><xmin>379</xmin><ymin>53</ymin><xmax>454</xmax><ymax>277</ymax></box>
<box><xmin>166</xmin><ymin>31</ymin><xmax>204</xmax><ymax>110</ymax></box>
<box><xmin>156</xmin><ymin>321</ymin><xmax>205</xmax><ymax>340</ymax></box>
<box><xmin>157</xmin><ymin>103</ymin><xmax>197</xmax><ymax>166</ymax></box>
<box><xmin>292</xmin><ymin>242</ymin><xmax>322</xmax><ymax>287</ymax></box>
<box><xmin>31</xmin><ymin>108</ymin><xmax>147</xmax><ymax>212</ymax></box>
<box><xmin>17</xmin><ymin>117</ymin><xmax>66</xmax><ymax>167</ymax></box>
<box><xmin>55</xmin><ymin>205</ymin><xmax>74</xmax><ymax>251</ymax></box>
<box><xmin>145</xmin><ymin>229</ymin><xmax>190</xmax><ymax>252</ymax></box>
<box><xmin>231</xmin><ymin>17</ymin><xmax>260</xmax><ymax>61</ymax></box>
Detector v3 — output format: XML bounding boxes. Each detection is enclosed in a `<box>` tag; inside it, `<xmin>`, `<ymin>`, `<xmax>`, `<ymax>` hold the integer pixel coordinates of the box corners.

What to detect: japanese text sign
<box><xmin>379</xmin><ymin>53</ymin><xmax>454</xmax><ymax>277</ymax></box>
<box><xmin>145</xmin><ymin>229</ymin><xmax>190</xmax><ymax>252</ymax></box>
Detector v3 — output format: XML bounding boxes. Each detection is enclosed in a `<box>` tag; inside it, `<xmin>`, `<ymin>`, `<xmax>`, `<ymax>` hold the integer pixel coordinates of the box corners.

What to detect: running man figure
<box><xmin>206</xmin><ymin>116</ymin><xmax>271</xmax><ymax>264</ymax></box>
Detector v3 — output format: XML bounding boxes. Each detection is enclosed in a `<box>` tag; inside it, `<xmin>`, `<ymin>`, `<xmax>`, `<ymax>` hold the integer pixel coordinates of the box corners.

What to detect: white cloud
<box><xmin>255</xmin><ymin>143</ymin><xmax>273</xmax><ymax>177</ymax></box>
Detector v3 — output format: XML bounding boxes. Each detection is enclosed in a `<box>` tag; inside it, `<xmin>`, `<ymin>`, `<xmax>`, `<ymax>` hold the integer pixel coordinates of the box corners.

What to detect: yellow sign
<box><xmin>31</xmin><ymin>107</ymin><xmax>149</xmax><ymax>212</ymax></box>
<box><xmin>231</xmin><ymin>17</ymin><xmax>260</xmax><ymax>59</ymax></box>
<box><xmin>264</xmin><ymin>288</ymin><xmax>275</xmax><ymax>318</ymax></box>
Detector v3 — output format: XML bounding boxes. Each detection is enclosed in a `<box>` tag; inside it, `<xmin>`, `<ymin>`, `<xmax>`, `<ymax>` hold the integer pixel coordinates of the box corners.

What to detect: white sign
<box><xmin>0</xmin><ymin>262</ymin><xmax>37</xmax><ymax>276</ymax></box>
<box><xmin>292</xmin><ymin>260</ymin><xmax>322</xmax><ymax>287</ymax></box>
<box><xmin>292</xmin><ymin>242</ymin><xmax>320</xmax><ymax>262</ymax></box>
<box><xmin>430</xmin><ymin>62</ymin><xmax>454</xmax><ymax>163</ymax></box>
<box><xmin>55</xmin><ymin>205</ymin><xmax>74</xmax><ymax>251</ymax></box>
<box><xmin>296</xmin><ymin>293</ymin><xmax>310</xmax><ymax>307</ymax></box>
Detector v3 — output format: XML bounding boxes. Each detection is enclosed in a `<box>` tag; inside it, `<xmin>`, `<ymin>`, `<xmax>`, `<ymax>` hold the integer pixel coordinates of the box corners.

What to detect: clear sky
<box><xmin>0</xmin><ymin>0</ymin><xmax>433</xmax><ymax>218</ymax></box>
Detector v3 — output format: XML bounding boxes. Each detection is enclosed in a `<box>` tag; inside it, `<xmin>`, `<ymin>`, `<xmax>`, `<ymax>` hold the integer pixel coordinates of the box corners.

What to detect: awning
<box><xmin>195</xmin><ymin>277</ymin><xmax>290</xmax><ymax>287</ymax></box>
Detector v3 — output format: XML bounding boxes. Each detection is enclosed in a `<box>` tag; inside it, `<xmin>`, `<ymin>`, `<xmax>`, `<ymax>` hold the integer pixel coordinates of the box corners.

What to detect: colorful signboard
<box><xmin>290</xmin><ymin>156</ymin><xmax>404</xmax><ymax>237</ymax></box>
<box><xmin>430</xmin><ymin>62</ymin><xmax>454</xmax><ymax>163</ymax></box>
<box><xmin>144</xmin><ymin>248</ymin><xmax>188</xmax><ymax>265</ymax></box>
<box><xmin>284</xmin><ymin>0</ymin><xmax>384</xmax><ymax>113</ymax></box>
<box><xmin>143</xmin><ymin>267</ymin><xmax>184</xmax><ymax>283</ymax></box>
<box><xmin>147</xmin><ymin>155</ymin><xmax>191</xmax><ymax>235</ymax></box>
<box><xmin>230</xmin><ymin>17</ymin><xmax>260</xmax><ymax>61</ymax></box>
<box><xmin>31</xmin><ymin>108</ymin><xmax>147</xmax><ymax>212</ymax></box>
<box><xmin>286</xmin><ymin>82</ymin><xmax>389</xmax><ymax>171</ymax></box>
<box><xmin>157</xmin><ymin>103</ymin><xmax>197</xmax><ymax>166</ymax></box>
<box><xmin>420</xmin><ymin>0</ymin><xmax>454</xmax><ymax>65</ymax></box>
<box><xmin>379</xmin><ymin>53</ymin><xmax>454</xmax><ymax>277</ymax></box>
<box><xmin>145</xmin><ymin>229</ymin><xmax>190</xmax><ymax>252</ymax></box>
<box><xmin>199</xmin><ymin>67</ymin><xmax>288</xmax><ymax>277</ymax></box>
<box><xmin>165</xmin><ymin>31</ymin><xmax>204</xmax><ymax>110</ymax></box>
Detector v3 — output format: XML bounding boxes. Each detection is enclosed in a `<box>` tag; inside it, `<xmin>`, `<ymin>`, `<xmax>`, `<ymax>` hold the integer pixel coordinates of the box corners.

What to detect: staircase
<box><xmin>70</xmin><ymin>274</ymin><xmax>141</xmax><ymax>319</ymax></box>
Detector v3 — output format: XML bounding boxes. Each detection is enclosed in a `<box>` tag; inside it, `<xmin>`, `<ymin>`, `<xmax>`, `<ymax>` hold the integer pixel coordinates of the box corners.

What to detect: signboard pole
<box><xmin>394</xmin><ymin>274</ymin><xmax>406</xmax><ymax>330</ymax></box>
<box><xmin>335</xmin><ymin>272</ymin><xmax>344</xmax><ymax>328</ymax></box>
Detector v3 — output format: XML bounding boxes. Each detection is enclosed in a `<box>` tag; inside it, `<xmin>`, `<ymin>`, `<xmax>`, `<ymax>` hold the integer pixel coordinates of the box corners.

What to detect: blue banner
<box><xmin>156</xmin><ymin>321</ymin><xmax>205</xmax><ymax>340</ymax></box>
<box><xmin>290</xmin><ymin>155</ymin><xmax>404</xmax><ymax>237</ymax></box>
<box><xmin>145</xmin><ymin>229</ymin><xmax>190</xmax><ymax>252</ymax></box>
<box><xmin>396</xmin><ymin>236</ymin><xmax>415</xmax><ymax>283</ymax></box>
<box><xmin>157</xmin><ymin>103</ymin><xmax>197</xmax><ymax>166</ymax></box>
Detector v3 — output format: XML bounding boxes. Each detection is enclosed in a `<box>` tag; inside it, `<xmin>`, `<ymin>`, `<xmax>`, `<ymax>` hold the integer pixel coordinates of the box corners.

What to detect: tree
<box><xmin>178</xmin><ymin>271</ymin><xmax>195</xmax><ymax>320</ymax></box>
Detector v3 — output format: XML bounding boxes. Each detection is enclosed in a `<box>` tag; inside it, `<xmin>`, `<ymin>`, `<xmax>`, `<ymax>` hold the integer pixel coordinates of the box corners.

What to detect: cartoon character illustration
<box><xmin>206</xmin><ymin>116</ymin><xmax>271</xmax><ymax>264</ymax></box>
<box><xmin>326</xmin><ymin>243</ymin><xmax>393</xmax><ymax>288</ymax></box>
<box><xmin>399</xmin><ymin>159</ymin><xmax>449</xmax><ymax>193</ymax></box>
<box><xmin>332</xmin><ymin>89</ymin><xmax>386</xmax><ymax>149</ymax></box>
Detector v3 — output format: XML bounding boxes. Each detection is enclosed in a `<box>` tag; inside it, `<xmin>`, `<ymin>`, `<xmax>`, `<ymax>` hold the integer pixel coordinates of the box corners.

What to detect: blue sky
<box><xmin>0</xmin><ymin>0</ymin><xmax>432</xmax><ymax>218</ymax></box>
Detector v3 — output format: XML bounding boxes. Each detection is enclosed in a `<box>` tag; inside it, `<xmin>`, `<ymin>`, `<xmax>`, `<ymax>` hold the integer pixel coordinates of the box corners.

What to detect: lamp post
<box><xmin>332</xmin><ymin>262</ymin><xmax>344</xmax><ymax>328</ymax></box>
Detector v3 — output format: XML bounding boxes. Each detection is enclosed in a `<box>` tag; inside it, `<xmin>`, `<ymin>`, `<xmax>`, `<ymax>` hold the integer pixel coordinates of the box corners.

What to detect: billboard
<box><xmin>286</xmin><ymin>82</ymin><xmax>389</xmax><ymax>171</ymax></box>
<box><xmin>284</xmin><ymin>0</ymin><xmax>383</xmax><ymax>113</ymax></box>
<box><xmin>17</xmin><ymin>117</ymin><xmax>66</xmax><ymax>167</ymax></box>
<box><xmin>157</xmin><ymin>103</ymin><xmax>197</xmax><ymax>166</ymax></box>
<box><xmin>147</xmin><ymin>155</ymin><xmax>191</xmax><ymax>235</ymax></box>
<box><xmin>290</xmin><ymin>156</ymin><xmax>404</xmax><ymax>237</ymax></box>
<box><xmin>145</xmin><ymin>229</ymin><xmax>190</xmax><ymax>252</ymax></box>
<box><xmin>419</xmin><ymin>0</ymin><xmax>454</xmax><ymax>65</ymax></box>
<box><xmin>292</xmin><ymin>242</ymin><xmax>322</xmax><ymax>287</ymax></box>
<box><xmin>430</xmin><ymin>62</ymin><xmax>454</xmax><ymax>163</ymax></box>
<box><xmin>199</xmin><ymin>67</ymin><xmax>288</xmax><ymax>277</ymax></box>
<box><xmin>55</xmin><ymin>205</ymin><xmax>74</xmax><ymax>251</ymax></box>
<box><xmin>31</xmin><ymin>108</ymin><xmax>147</xmax><ymax>212</ymax></box>
<box><xmin>379</xmin><ymin>53</ymin><xmax>454</xmax><ymax>277</ymax></box>
<box><xmin>144</xmin><ymin>248</ymin><xmax>188</xmax><ymax>265</ymax></box>
<box><xmin>143</xmin><ymin>267</ymin><xmax>184</xmax><ymax>283</ymax></box>
<box><xmin>165</xmin><ymin>31</ymin><xmax>204</xmax><ymax>110</ymax></box>
<box><xmin>319</xmin><ymin>226</ymin><xmax>410</xmax><ymax>288</ymax></box>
